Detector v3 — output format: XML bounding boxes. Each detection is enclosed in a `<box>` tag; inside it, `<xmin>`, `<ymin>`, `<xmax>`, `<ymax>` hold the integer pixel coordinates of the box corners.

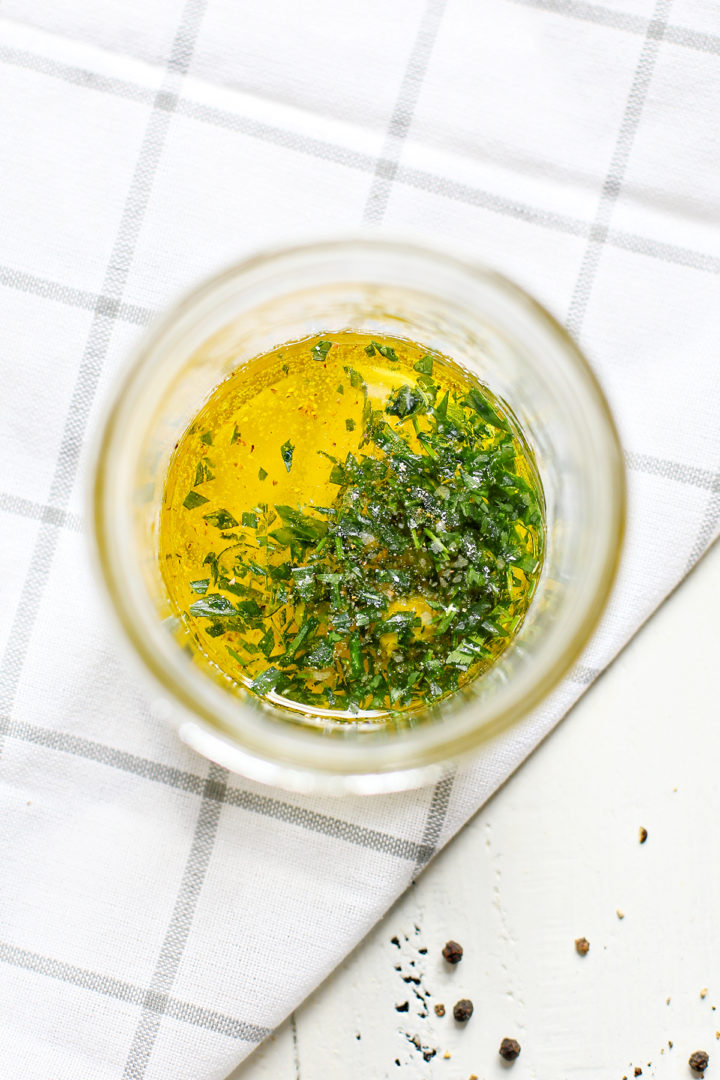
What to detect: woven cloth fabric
<box><xmin>1</xmin><ymin>1</ymin><xmax>719</xmax><ymax>1077</ymax></box>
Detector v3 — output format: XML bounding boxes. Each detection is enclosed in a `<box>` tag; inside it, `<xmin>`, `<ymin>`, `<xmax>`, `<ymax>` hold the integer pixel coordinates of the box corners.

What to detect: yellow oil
<box><xmin>160</xmin><ymin>332</ymin><xmax>543</xmax><ymax>719</ymax></box>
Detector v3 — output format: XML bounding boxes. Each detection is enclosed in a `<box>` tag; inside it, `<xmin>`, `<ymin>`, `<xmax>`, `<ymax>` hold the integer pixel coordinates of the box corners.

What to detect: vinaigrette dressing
<box><xmin>160</xmin><ymin>332</ymin><xmax>544</xmax><ymax>719</ymax></box>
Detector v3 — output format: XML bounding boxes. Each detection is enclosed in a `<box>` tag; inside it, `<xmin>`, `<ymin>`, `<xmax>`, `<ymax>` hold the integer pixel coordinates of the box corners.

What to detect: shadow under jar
<box><xmin>92</xmin><ymin>236</ymin><xmax>625</xmax><ymax>795</ymax></box>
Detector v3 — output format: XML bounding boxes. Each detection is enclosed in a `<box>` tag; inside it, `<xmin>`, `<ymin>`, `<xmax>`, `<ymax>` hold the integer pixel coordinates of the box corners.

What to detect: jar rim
<box><xmin>91</xmin><ymin>233</ymin><xmax>626</xmax><ymax>794</ymax></box>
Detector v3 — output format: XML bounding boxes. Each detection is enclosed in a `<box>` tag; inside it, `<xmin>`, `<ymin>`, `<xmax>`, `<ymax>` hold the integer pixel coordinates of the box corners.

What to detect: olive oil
<box><xmin>160</xmin><ymin>332</ymin><xmax>544</xmax><ymax>719</ymax></box>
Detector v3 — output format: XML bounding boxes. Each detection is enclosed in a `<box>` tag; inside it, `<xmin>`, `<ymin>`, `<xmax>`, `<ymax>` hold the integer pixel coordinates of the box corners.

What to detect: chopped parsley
<box><xmin>311</xmin><ymin>339</ymin><xmax>333</xmax><ymax>362</ymax></box>
<box><xmin>180</xmin><ymin>361</ymin><xmax>542</xmax><ymax>716</ymax></box>
<box><xmin>183</xmin><ymin>490</ymin><xmax>209</xmax><ymax>510</ymax></box>
<box><xmin>280</xmin><ymin>439</ymin><xmax>295</xmax><ymax>472</ymax></box>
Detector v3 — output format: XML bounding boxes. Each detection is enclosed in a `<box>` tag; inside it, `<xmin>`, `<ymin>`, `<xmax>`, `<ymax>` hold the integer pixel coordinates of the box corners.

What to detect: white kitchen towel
<box><xmin>1</xmin><ymin>1</ymin><xmax>719</xmax><ymax>1077</ymax></box>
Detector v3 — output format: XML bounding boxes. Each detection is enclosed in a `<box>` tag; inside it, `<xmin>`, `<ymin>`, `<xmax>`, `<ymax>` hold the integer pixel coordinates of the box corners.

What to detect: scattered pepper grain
<box><xmin>689</xmin><ymin>1050</ymin><xmax>709</xmax><ymax>1074</ymax></box>
<box><xmin>575</xmin><ymin>937</ymin><xmax>590</xmax><ymax>956</ymax></box>
<box><xmin>639</xmin><ymin>826</ymin><xmax>648</xmax><ymax>844</ymax></box>
<box><xmin>434</xmin><ymin>1003</ymin><xmax>446</xmax><ymax>1017</ymax></box>
<box><xmin>499</xmin><ymin>1037</ymin><xmax>522</xmax><ymax>1061</ymax></box>
<box><xmin>442</xmin><ymin>940</ymin><xmax>463</xmax><ymax>964</ymax></box>
<box><xmin>453</xmin><ymin>999</ymin><xmax>474</xmax><ymax>1023</ymax></box>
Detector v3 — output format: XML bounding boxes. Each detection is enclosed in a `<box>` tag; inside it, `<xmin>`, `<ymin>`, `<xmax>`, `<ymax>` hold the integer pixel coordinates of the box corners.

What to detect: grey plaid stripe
<box><xmin>566</xmin><ymin>0</ymin><xmax>672</xmax><ymax>338</ymax></box>
<box><xmin>0</xmin><ymin>41</ymin><xmax>157</xmax><ymax>102</ymax></box>
<box><xmin>0</xmin><ymin>492</ymin><xmax>82</xmax><ymax>531</ymax></box>
<box><xmin>569</xmin><ymin>663</ymin><xmax>601</xmax><ymax>685</ymax></box>
<box><xmin>0</xmin><ymin>940</ymin><xmax>269</xmax><ymax>1043</ymax></box>
<box><xmin>509</xmin><ymin>0</ymin><xmax>720</xmax><ymax>55</ymax></box>
<box><xmin>178</xmin><ymin>97</ymin><xmax>376</xmax><ymax>170</ymax></box>
<box><xmin>687</xmin><ymin>482</ymin><xmax>720</xmax><ymax>569</ymax></box>
<box><xmin>0</xmin><ymin>263</ymin><xmax>156</xmax><ymax>325</ymax></box>
<box><xmin>412</xmin><ymin>773</ymin><xmax>454</xmax><ymax>875</ymax></box>
<box><xmin>5</xmin><ymin>718</ymin><xmax>433</xmax><ymax>863</ymax></box>
<box><xmin>123</xmin><ymin>760</ymin><xmax>228</xmax><ymax>1078</ymax></box>
<box><xmin>608</xmin><ymin>230</ymin><xmax>720</xmax><ymax>275</ymax></box>
<box><xmin>363</xmin><ymin>0</ymin><xmax>456</xmax><ymax>875</ymax></box>
<box><xmin>0</xmin><ymin>73</ymin><xmax>172</xmax><ymax>743</ymax></box>
<box><xmin>224</xmin><ymin>785</ymin><xmax>433</xmax><ymax>863</ymax></box>
<box><xmin>0</xmin><ymin>1</ymin><xmax>216</xmax><ymax>1073</ymax></box>
<box><xmin>397</xmin><ymin>163</ymin><xmax>588</xmax><ymax>236</ymax></box>
<box><xmin>1</xmin><ymin>40</ymin><xmax>718</xmax><ymax>284</ymax></box>
<box><xmin>363</xmin><ymin>0</ymin><xmax>447</xmax><ymax>224</ymax></box>
<box><xmin>625</xmin><ymin>452</ymin><xmax>720</xmax><ymax>490</ymax></box>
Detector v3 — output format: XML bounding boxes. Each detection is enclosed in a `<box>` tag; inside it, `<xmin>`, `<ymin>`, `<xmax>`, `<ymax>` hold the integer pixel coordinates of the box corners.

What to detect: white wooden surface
<box><xmin>229</xmin><ymin>540</ymin><xmax>720</xmax><ymax>1080</ymax></box>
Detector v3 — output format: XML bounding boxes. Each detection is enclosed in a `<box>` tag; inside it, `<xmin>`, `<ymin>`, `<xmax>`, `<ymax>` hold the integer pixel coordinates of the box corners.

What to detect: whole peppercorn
<box><xmin>689</xmin><ymin>1050</ymin><xmax>709</xmax><ymax>1075</ymax></box>
<box><xmin>453</xmin><ymin>998</ymin><xmax>474</xmax><ymax>1022</ymax></box>
<box><xmin>639</xmin><ymin>826</ymin><xmax>648</xmax><ymax>844</ymax></box>
<box><xmin>499</xmin><ymin>1037</ymin><xmax>522</xmax><ymax>1061</ymax></box>
<box><xmin>442</xmin><ymin>940</ymin><xmax>463</xmax><ymax>964</ymax></box>
<box><xmin>575</xmin><ymin>937</ymin><xmax>590</xmax><ymax>956</ymax></box>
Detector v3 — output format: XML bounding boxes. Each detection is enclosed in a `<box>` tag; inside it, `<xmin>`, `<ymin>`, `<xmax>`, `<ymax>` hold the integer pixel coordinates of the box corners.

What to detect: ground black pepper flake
<box><xmin>499</xmin><ymin>1037</ymin><xmax>522</xmax><ymax>1061</ymax></box>
<box><xmin>442</xmin><ymin>940</ymin><xmax>463</xmax><ymax>964</ymax></box>
<box><xmin>689</xmin><ymin>1050</ymin><xmax>709</xmax><ymax>1074</ymax></box>
<box><xmin>395</xmin><ymin>1001</ymin><xmax>409</xmax><ymax>1012</ymax></box>
<box><xmin>453</xmin><ymin>999</ymin><xmax>474</xmax><ymax>1022</ymax></box>
<box><xmin>634</xmin><ymin>1068</ymin><xmax>642</xmax><ymax>1076</ymax></box>
<box><xmin>575</xmin><ymin>937</ymin><xmax>590</xmax><ymax>956</ymax></box>
<box><xmin>434</xmin><ymin>1003</ymin><xmax>446</xmax><ymax>1017</ymax></box>
<box><xmin>391</xmin><ymin>936</ymin><xmax>400</xmax><ymax>948</ymax></box>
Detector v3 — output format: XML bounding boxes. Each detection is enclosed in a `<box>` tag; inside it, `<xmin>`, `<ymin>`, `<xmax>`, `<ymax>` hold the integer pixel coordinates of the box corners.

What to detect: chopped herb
<box><xmin>189</xmin><ymin>594</ymin><xmax>236</xmax><ymax>617</ymax></box>
<box><xmin>413</xmin><ymin>353</ymin><xmax>434</xmax><ymax>375</ymax></box>
<box><xmin>200</xmin><ymin>431</ymin><xmax>213</xmax><ymax>445</ymax></box>
<box><xmin>203</xmin><ymin>509</ymin><xmax>238</xmax><ymax>530</ymax></box>
<box><xmin>170</xmin><ymin>334</ymin><xmax>543</xmax><ymax>717</ymax></box>
<box><xmin>344</xmin><ymin>366</ymin><xmax>366</xmax><ymax>392</ymax></box>
<box><xmin>226</xmin><ymin>645</ymin><xmax>244</xmax><ymax>666</ymax></box>
<box><xmin>464</xmin><ymin>387</ymin><xmax>511</xmax><ymax>431</ymax></box>
<box><xmin>230</xmin><ymin>425</ymin><xmax>241</xmax><ymax>444</ymax></box>
<box><xmin>251</xmin><ymin>666</ymin><xmax>286</xmax><ymax>694</ymax></box>
<box><xmin>311</xmin><ymin>339</ymin><xmax>333</xmax><ymax>362</ymax></box>
<box><xmin>194</xmin><ymin>459</ymin><xmax>215</xmax><ymax>486</ymax></box>
<box><xmin>371</xmin><ymin>340</ymin><xmax>398</xmax><ymax>361</ymax></box>
<box><xmin>183</xmin><ymin>490</ymin><xmax>209</xmax><ymax>510</ymax></box>
<box><xmin>281</xmin><ymin>439</ymin><xmax>295</xmax><ymax>472</ymax></box>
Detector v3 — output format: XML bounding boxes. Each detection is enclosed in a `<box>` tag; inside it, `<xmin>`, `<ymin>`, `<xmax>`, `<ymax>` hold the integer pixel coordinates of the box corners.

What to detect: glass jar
<box><xmin>92</xmin><ymin>236</ymin><xmax>625</xmax><ymax>794</ymax></box>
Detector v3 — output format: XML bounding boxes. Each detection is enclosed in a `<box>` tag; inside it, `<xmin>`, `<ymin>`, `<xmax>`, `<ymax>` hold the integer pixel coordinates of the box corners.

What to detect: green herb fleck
<box><xmin>371</xmin><ymin>340</ymin><xmax>398</xmax><ymax>362</ymax></box>
<box><xmin>413</xmin><ymin>353</ymin><xmax>434</xmax><ymax>375</ymax></box>
<box><xmin>281</xmin><ymin>439</ymin><xmax>295</xmax><ymax>472</ymax></box>
<box><xmin>200</xmin><ymin>431</ymin><xmax>213</xmax><ymax>446</ymax></box>
<box><xmin>194</xmin><ymin>459</ymin><xmax>215</xmax><ymax>486</ymax></box>
<box><xmin>345</xmin><ymin>418</ymin><xmax>356</xmax><ymax>432</ymax></box>
<box><xmin>203</xmin><ymin>509</ymin><xmax>239</xmax><ymax>529</ymax></box>
<box><xmin>258</xmin><ymin>467</ymin><xmax>268</xmax><ymax>481</ymax></box>
<box><xmin>311</xmin><ymin>340</ymin><xmax>333</xmax><ymax>362</ymax></box>
<box><xmin>183</xmin><ymin>490</ymin><xmax>209</xmax><ymax>510</ymax></box>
